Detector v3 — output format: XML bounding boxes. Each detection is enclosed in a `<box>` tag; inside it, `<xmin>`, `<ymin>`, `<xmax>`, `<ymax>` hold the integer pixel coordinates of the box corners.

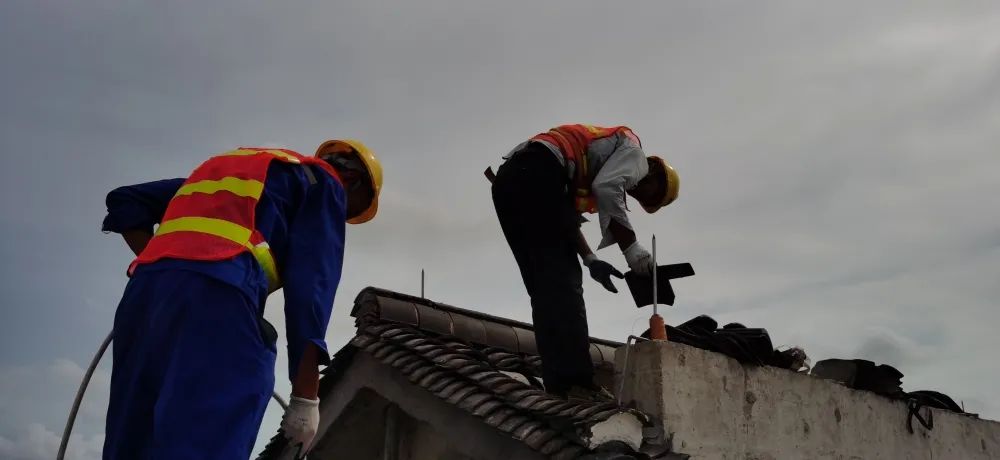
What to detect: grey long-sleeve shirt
<box><xmin>505</xmin><ymin>130</ymin><xmax>649</xmax><ymax>249</ymax></box>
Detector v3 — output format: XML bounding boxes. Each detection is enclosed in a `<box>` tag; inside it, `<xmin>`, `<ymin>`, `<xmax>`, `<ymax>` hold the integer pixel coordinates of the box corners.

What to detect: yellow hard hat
<box><xmin>642</xmin><ymin>156</ymin><xmax>680</xmax><ymax>213</ymax></box>
<box><xmin>315</xmin><ymin>139</ymin><xmax>383</xmax><ymax>224</ymax></box>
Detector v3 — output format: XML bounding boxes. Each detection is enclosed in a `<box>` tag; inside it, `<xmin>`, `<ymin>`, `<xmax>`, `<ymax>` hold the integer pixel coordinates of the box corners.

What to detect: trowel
<box><xmin>624</xmin><ymin>262</ymin><xmax>695</xmax><ymax>308</ymax></box>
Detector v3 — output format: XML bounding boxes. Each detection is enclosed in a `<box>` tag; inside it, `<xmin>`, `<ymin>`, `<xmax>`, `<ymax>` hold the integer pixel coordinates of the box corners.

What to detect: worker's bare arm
<box><xmin>291</xmin><ymin>343</ymin><xmax>320</xmax><ymax>400</ymax></box>
<box><xmin>122</xmin><ymin>230</ymin><xmax>153</xmax><ymax>256</ymax></box>
<box><xmin>608</xmin><ymin>219</ymin><xmax>637</xmax><ymax>251</ymax></box>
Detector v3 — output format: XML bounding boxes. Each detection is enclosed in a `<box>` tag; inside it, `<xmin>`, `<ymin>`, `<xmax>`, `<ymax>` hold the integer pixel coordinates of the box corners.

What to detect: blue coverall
<box><xmin>101</xmin><ymin>161</ymin><xmax>346</xmax><ymax>459</ymax></box>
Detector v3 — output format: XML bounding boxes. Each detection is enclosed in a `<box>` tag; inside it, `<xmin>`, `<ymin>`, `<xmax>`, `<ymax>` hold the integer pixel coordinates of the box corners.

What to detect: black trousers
<box><xmin>491</xmin><ymin>144</ymin><xmax>594</xmax><ymax>393</ymax></box>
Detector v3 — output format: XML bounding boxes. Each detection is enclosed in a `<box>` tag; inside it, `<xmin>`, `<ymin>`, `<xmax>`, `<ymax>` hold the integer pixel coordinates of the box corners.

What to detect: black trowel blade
<box><xmin>624</xmin><ymin>263</ymin><xmax>695</xmax><ymax>308</ymax></box>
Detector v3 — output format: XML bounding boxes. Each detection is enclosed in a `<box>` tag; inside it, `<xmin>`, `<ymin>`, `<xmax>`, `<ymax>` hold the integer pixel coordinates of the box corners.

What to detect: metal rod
<box><xmin>652</xmin><ymin>235</ymin><xmax>657</xmax><ymax>316</ymax></box>
<box><xmin>421</xmin><ymin>269</ymin><xmax>425</xmax><ymax>298</ymax></box>
<box><xmin>616</xmin><ymin>335</ymin><xmax>650</xmax><ymax>406</ymax></box>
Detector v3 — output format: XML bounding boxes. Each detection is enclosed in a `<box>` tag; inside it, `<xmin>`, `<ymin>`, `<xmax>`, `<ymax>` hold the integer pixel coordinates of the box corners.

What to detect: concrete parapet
<box><xmin>615</xmin><ymin>340</ymin><xmax>999</xmax><ymax>459</ymax></box>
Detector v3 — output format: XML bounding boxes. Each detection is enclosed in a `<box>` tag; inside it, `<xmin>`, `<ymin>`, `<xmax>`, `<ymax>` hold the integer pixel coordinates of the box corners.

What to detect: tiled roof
<box><xmin>350</xmin><ymin>288</ymin><xmax>622</xmax><ymax>369</ymax></box>
<box><xmin>352</xmin><ymin>321</ymin><xmax>649</xmax><ymax>457</ymax></box>
<box><xmin>257</xmin><ymin>288</ymin><xmax>661</xmax><ymax>459</ymax></box>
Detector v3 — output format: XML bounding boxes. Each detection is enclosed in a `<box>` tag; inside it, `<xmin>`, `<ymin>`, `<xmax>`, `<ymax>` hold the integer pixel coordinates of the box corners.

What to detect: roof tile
<box><xmin>258</xmin><ymin>288</ymin><xmax>653</xmax><ymax>460</ymax></box>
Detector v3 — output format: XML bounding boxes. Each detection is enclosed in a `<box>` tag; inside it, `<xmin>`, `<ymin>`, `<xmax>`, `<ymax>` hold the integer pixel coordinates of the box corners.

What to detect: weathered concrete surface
<box><xmin>397</xmin><ymin>413</ymin><xmax>476</xmax><ymax>460</ymax></box>
<box><xmin>615</xmin><ymin>340</ymin><xmax>1000</xmax><ymax>460</ymax></box>
<box><xmin>309</xmin><ymin>389</ymin><xmax>477</xmax><ymax>460</ymax></box>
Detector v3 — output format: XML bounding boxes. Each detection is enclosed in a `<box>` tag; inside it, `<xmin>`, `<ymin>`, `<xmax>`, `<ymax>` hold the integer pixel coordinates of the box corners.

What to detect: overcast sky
<box><xmin>1</xmin><ymin>1</ymin><xmax>999</xmax><ymax>458</ymax></box>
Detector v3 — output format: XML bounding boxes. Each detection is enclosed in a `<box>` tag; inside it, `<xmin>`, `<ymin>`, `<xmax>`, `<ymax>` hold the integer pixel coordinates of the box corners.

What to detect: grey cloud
<box><xmin>2</xmin><ymin>1</ymin><xmax>999</xmax><ymax>455</ymax></box>
<box><xmin>0</xmin><ymin>423</ymin><xmax>103</xmax><ymax>460</ymax></box>
<box><xmin>0</xmin><ymin>359</ymin><xmax>110</xmax><ymax>442</ymax></box>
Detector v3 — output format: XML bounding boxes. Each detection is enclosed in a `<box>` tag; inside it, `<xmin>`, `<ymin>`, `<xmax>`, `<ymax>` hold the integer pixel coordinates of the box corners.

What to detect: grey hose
<box><xmin>58</xmin><ymin>331</ymin><xmax>112</xmax><ymax>460</ymax></box>
<box><xmin>58</xmin><ymin>331</ymin><xmax>288</xmax><ymax>459</ymax></box>
<box><xmin>271</xmin><ymin>391</ymin><xmax>289</xmax><ymax>410</ymax></box>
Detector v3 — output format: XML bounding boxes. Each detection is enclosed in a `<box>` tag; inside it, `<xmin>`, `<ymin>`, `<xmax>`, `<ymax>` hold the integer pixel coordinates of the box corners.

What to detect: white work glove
<box><xmin>282</xmin><ymin>396</ymin><xmax>320</xmax><ymax>452</ymax></box>
<box><xmin>623</xmin><ymin>241</ymin><xmax>654</xmax><ymax>276</ymax></box>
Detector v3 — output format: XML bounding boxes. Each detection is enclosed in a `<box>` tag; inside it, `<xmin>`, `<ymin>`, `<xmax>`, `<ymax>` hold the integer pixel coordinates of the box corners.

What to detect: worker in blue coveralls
<box><xmin>100</xmin><ymin>140</ymin><xmax>383</xmax><ymax>459</ymax></box>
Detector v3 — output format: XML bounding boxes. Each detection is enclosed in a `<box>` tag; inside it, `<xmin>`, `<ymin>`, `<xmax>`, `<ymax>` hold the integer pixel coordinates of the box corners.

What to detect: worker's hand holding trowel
<box><xmin>583</xmin><ymin>254</ymin><xmax>625</xmax><ymax>293</ymax></box>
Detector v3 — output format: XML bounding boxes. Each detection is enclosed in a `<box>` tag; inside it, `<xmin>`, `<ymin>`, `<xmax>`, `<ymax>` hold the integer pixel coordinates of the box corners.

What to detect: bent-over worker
<box><xmin>491</xmin><ymin>124</ymin><xmax>679</xmax><ymax>400</ymax></box>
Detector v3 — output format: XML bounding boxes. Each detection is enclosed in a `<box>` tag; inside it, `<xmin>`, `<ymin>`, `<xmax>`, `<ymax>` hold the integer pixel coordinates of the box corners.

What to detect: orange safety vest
<box><xmin>531</xmin><ymin>124</ymin><xmax>640</xmax><ymax>213</ymax></box>
<box><xmin>129</xmin><ymin>147</ymin><xmax>341</xmax><ymax>292</ymax></box>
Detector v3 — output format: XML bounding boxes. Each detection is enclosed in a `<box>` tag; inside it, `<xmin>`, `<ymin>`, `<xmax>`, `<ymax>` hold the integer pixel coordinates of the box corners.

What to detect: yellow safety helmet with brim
<box><xmin>641</xmin><ymin>156</ymin><xmax>679</xmax><ymax>213</ymax></box>
<box><xmin>315</xmin><ymin>139</ymin><xmax>383</xmax><ymax>224</ymax></box>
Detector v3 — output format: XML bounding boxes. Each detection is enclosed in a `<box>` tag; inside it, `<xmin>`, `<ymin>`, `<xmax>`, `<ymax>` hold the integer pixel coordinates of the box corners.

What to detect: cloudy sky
<box><xmin>2</xmin><ymin>1</ymin><xmax>999</xmax><ymax>458</ymax></box>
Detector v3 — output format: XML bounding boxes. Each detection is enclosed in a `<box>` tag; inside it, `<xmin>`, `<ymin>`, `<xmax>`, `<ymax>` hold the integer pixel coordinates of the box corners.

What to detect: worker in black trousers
<box><xmin>491</xmin><ymin>124</ymin><xmax>679</xmax><ymax>400</ymax></box>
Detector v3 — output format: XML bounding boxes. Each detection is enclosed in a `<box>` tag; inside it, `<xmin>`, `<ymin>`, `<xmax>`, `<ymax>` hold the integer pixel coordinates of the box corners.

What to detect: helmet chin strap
<box><xmin>341</xmin><ymin>174</ymin><xmax>375</xmax><ymax>219</ymax></box>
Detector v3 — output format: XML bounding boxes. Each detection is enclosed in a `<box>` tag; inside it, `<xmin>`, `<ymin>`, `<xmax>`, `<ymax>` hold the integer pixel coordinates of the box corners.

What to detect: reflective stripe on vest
<box><xmin>175</xmin><ymin>177</ymin><xmax>265</xmax><ymax>199</ymax></box>
<box><xmin>223</xmin><ymin>148</ymin><xmax>303</xmax><ymax>164</ymax></box>
<box><xmin>530</xmin><ymin>124</ymin><xmax>638</xmax><ymax>214</ymax></box>
<box><xmin>129</xmin><ymin>148</ymin><xmax>341</xmax><ymax>293</ymax></box>
<box><xmin>153</xmin><ymin>216</ymin><xmax>281</xmax><ymax>289</ymax></box>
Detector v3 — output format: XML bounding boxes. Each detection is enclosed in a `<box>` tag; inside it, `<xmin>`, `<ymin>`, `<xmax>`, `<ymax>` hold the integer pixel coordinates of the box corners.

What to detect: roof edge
<box><xmin>351</xmin><ymin>286</ymin><xmax>623</xmax><ymax>349</ymax></box>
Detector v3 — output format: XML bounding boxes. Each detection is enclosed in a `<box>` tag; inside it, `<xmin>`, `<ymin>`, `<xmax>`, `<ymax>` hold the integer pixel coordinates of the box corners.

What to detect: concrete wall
<box><xmin>312</xmin><ymin>389</ymin><xmax>492</xmax><ymax>460</ymax></box>
<box><xmin>615</xmin><ymin>340</ymin><xmax>1000</xmax><ymax>460</ymax></box>
<box><xmin>308</xmin><ymin>355</ymin><xmax>546</xmax><ymax>460</ymax></box>
<box><xmin>311</xmin><ymin>389</ymin><xmax>388</xmax><ymax>459</ymax></box>
<box><xmin>398</xmin><ymin>411</ymin><xmax>476</xmax><ymax>460</ymax></box>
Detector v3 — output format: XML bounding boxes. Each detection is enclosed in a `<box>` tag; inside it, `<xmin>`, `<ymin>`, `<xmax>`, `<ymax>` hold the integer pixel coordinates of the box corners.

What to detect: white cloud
<box><xmin>49</xmin><ymin>359</ymin><xmax>86</xmax><ymax>382</ymax></box>
<box><xmin>0</xmin><ymin>359</ymin><xmax>110</xmax><ymax>447</ymax></box>
<box><xmin>0</xmin><ymin>423</ymin><xmax>103</xmax><ymax>460</ymax></box>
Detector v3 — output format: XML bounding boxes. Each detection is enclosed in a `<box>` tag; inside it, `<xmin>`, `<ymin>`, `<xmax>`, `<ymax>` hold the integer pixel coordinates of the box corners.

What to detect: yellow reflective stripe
<box><xmin>175</xmin><ymin>177</ymin><xmax>264</xmax><ymax>199</ymax></box>
<box><xmin>155</xmin><ymin>217</ymin><xmax>282</xmax><ymax>291</ymax></box>
<box><xmin>222</xmin><ymin>148</ymin><xmax>301</xmax><ymax>164</ymax></box>
<box><xmin>249</xmin><ymin>242</ymin><xmax>281</xmax><ymax>292</ymax></box>
<box><xmin>156</xmin><ymin>216</ymin><xmax>252</xmax><ymax>244</ymax></box>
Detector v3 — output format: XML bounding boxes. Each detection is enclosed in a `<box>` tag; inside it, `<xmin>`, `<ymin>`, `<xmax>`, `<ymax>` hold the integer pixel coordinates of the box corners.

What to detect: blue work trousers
<box><xmin>103</xmin><ymin>269</ymin><xmax>277</xmax><ymax>460</ymax></box>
